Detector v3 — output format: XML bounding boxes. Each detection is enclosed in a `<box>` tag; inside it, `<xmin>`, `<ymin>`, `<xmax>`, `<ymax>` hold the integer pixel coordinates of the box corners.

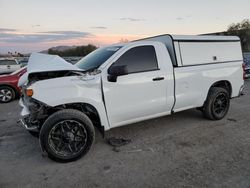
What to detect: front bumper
<box><xmin>19</xmin><ymin>98</ymin><xmax>30</xmax><ymax>116</ymax></box>
<box><xmin>17</xmin><ymin>118</ymin><xmax>38</xmax><ymax>131</ymax></box>
<box><xmin>18</xmin><ymin>97</ymin><xmax>41</xmax><ymax>131</ymax></box>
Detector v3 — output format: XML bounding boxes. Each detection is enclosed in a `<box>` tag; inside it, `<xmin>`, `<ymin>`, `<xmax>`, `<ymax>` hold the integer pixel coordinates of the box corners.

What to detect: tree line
<box><xmin>48</xmin><ymin>44</ymin><xmax>97</xmax><ymax>57</ymax></box>
<box><xmin>211</xmin><ymin>19</ymin><xmax>250</xmax><ymax>52</ymax></box>
<box><xmin>227</xmin><ymin>19</ymin><xmax>250</xmax><ymax>52</ymax></box>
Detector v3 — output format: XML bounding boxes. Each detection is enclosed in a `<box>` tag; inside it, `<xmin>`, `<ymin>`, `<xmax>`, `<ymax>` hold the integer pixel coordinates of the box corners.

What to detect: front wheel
<box><xmin>39</xmin><ymin>109</ymin><xmax>95</xmax><ymax>162</ymax></box>
<box><xmin>203</xmin><ymin>87</ymin><xmax>230</xmax><ymax>120</ymax></box>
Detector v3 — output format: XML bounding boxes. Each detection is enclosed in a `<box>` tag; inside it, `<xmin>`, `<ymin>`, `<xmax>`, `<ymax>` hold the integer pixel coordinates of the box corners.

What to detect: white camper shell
<box><xmin>137</xmin><ymin>34</ymin><xmax>242</xmax><ymax>67</ymax></box>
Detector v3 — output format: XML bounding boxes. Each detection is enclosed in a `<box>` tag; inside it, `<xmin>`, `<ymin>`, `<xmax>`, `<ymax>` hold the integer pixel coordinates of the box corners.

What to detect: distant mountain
<box><xmin>40</xmin><ymin>45</ymin><xmax>77</xmax><ymax>54</ymax></box>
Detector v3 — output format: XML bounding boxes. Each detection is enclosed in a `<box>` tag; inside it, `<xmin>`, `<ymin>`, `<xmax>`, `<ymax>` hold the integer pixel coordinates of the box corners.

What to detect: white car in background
<box><xmin>0</xmin><ymin>58</ymin><xmax>22</xmax><ymax>75</ymax></box>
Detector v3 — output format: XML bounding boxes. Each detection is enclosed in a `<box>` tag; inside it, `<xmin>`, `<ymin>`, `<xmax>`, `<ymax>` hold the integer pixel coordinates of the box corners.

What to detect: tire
<box><xmin>39</xmin><ymin>109</ymin><xmax>95</xmax><ymax>162</ymax></box>
<box><xmin>203</xmin><ymin>87</ymin><xmax>230</xmax><ymax>120</ymax></box>
<box><xmin>0</xmin><ymin>86</ymin><xmax>15</xmax><ymax>103</ymax></box>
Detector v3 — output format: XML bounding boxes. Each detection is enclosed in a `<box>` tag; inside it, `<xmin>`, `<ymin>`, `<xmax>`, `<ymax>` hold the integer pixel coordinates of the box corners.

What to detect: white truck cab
<box><xmin>19</xmin><ymin>34</ymin><xmax>244</xmax><ymax>162</ymax></box>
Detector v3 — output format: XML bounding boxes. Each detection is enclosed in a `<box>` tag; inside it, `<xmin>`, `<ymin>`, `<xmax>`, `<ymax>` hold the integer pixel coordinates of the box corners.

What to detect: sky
<box><xmin>0</xmin><ymin>0</ymin><xmax>250</xmax><ymax>53</ymax></box>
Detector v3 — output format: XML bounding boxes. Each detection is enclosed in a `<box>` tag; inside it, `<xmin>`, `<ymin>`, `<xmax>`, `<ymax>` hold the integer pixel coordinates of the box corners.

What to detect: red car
<box><xmin>0</xmin><ymin>67</ymin><xmax>27</xmax><ymax>103</ymax></box>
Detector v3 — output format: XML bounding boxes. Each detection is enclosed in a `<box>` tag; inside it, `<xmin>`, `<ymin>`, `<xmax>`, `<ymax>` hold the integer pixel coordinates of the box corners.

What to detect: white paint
<box><xmin>101</xmin><ymin>41</ymin><xmax>175</xmax><ymax>128</ymax></box>
<box><xmin>171</xmin><ymin>35</ymin><xmax>239</xmax><ymax>41</ymax></box>
<box><xmin>173</xmin><ymin>61</ymin><xmax>243</xmax><ymax>111</ymax></box>
<box><xmin>28</xmin><ymin>74</ymin><xmax>110</xmax><ymax>130</ymax></box>
<box><xmin>18</xmin><ymin>53</ymin><xmax>80</xmax><ymax>86</ymax></box>
<box><xmin>177</xmin><ymin>41</ymin><xmax>243</xmax><ymax>66</ymax></box>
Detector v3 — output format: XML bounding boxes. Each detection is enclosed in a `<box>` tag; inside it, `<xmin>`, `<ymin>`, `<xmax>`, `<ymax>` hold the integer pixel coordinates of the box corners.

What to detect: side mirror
<box><xmin>107</xmin><ymin>65</ymin><xmax>128</xmax><ymax>82</ymax></box>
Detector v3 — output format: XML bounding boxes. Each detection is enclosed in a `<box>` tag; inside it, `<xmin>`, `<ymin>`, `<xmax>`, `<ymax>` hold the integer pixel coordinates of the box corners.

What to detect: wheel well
<box><xmin>210</xmin><ymin>81</ymin><xmax>232</xmax><ymax>97</ymax></box>
<box><xmin>0</xmin><ymin>84</ymin><xmax>19</xmax><ymax>98</ymax></box>
<box><xmin>54</xmin><ymin>103</ymin><xmax>104</xmax><ymax>136</ymax></box>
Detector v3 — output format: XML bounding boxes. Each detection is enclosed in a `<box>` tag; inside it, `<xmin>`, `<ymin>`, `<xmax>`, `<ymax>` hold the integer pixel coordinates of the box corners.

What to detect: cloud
<box><xmin>0</xmin><ymin>28</ymin><xmax>17</xmax><ymax>32</ymax></box>
<box><xmin>38</xmin><ymin>31</ymin><xmax>90</xmax><ymax>35</ymax></box>
<box><xmin>176</xmin><ymin>15</ymin><xmax>192</xmax><ymax>21</ymax></box>
<box><xmin>32</xmin><ymin>24</ymin><xmax>41</xmax><ymax>27</ymax></box>
<box><xmin>0</xmin><ymin>30</ymin><xmax>91</xmax><ymax>43</ymax></box>
<box><xmin>91</xmin><ymin>26</ymin><xmax>107</xmax><ymax>29</ymax></box>
<box><xmin>176</xmin><ymin>17</ymin><xmax>184</xmax><ymax>21</ymax></box>
<box><xmin>120</xmin><ymin>17</ymin><xmax>145</xmax><ymax>22</ymax></box>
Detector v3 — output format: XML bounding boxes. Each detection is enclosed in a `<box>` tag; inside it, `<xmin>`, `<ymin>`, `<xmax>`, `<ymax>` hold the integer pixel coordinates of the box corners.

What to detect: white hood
<box><xmin>18</xmin><ymin>53</ymin><xmax>80</xmax><ymax>86</ymax></box>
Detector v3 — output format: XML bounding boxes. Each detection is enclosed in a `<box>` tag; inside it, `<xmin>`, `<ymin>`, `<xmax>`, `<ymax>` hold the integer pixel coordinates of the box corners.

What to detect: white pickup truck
<box><xmin>19</xmin><ymin>34</ymin><xmax>244</xmax><ymax>162</ymax></box>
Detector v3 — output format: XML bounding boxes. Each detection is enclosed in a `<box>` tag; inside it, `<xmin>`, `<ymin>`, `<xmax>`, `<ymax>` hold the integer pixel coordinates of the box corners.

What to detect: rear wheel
<box><xmin>39</xmin><ymin>109</ymin><xmax>95</xmax><ymax>162</ymax></box>
<box><xmin>0</xmin><ymin>86</ymin><xmax>15</xmax><ymax>103</ymax></box>
<box><xmin>203</xmin><ymin>87</ymin><xmax>230</xmax><ymax>120</ymax></box>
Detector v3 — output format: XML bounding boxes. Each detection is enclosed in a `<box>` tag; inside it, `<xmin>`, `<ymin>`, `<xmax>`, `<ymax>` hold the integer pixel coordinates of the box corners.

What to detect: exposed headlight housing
<box><xmin>25</xmin><ymin>89</ymin><xmax>33</xmax><ymax>97</ymax></box>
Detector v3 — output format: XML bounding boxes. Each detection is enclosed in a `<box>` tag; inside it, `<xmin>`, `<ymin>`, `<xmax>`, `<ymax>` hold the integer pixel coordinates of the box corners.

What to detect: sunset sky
<box><xmin>0</xmin><ymin>0</ymin><xmax>250</xmax><ymax>53</ymax></box>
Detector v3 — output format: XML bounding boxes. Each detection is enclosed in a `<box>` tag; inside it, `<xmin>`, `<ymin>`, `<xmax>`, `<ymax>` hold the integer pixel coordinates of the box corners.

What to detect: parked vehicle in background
<box><xmin>0</xmin><ymin>67</ymin><xmax>26</xmax><ymax>103</ymax></box>
<box><xmin>18</xmin><ymin>57</ymin><xmax>29</xmax><ymax>67</ymax></box>
<box><xmin>243</xmin><ymin>52</ymin><xmax>250</xmax><ymax>79</ymax></box>
<box><xmin>19</xmin><ymin>34</ymin><xmax>244</xmax><ymax>162</ymax></box>
<box><xmin>0</xmin><ymin>58</ymin><xmax>22</xmax><ymax>74</ymax></box>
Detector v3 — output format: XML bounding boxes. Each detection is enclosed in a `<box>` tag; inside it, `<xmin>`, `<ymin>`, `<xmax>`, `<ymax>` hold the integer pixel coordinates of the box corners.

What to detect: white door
<box><xmin>102</xmin><ymin>43</ymin><xmax>174</xmax><ymax>128</ymax></box>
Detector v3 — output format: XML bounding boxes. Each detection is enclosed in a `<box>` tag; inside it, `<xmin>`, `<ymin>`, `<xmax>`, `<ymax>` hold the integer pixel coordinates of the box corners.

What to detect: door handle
<box><xmin>152</xmin><ymin>77</ymin><xmax>164</xmax><ymax>81</ymax></box>
<box><xmin>7</xmin><ymin>65</ymin><xmax>10</xmax><ymax>68</ymax></box>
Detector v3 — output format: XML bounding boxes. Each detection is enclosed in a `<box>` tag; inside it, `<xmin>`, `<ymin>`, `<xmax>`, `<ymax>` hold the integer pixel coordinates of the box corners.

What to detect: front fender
<box><xmin>29</xmin><ymin>75</ymin><xmax>110</xmax><ymax>130</ymax></box>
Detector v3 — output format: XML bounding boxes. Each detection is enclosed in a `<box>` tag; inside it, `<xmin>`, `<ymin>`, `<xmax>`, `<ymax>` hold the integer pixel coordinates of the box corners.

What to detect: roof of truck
<box><xmin>135</xmin><ymin>34</ymin><xmax>240</xmax><ymax>42</ymax></box>
<box><xmin>171</xmin><ymin>35</ymin><xmax>240</xmax><ymax>42</ymax></box>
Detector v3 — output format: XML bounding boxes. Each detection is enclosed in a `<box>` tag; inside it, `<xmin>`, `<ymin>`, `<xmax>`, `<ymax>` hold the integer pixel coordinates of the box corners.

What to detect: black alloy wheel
<box><xmin>39</xmin><ymin>109</ymin><xmax>95</xmax><ymax>162</ymax></box>
<box><xmin>48</xmin><ymin>120</ymin><xmax>88</xmax><ymax>157</ymax></box>
<box><xmin>203</xmin><ymin>87</ymin><xmax>230</xmax><ymax>120</ymax></box>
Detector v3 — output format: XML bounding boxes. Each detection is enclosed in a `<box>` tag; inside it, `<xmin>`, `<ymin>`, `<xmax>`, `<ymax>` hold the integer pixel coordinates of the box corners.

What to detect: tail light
<box><xmin>242</xmin><ymin>63</ymin><xmax>246</xmax><ymax>80</ymax></box>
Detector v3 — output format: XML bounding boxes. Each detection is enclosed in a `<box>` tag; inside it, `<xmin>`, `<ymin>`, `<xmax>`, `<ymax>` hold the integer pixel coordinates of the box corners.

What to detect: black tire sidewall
<box><xmin>211</xmin><ymin>89</ymin><xmax>230</xmax><ymax>120</ymax></box>
<box><xmin>39</xmin><ymin>109</ymin><xmax>95</xmax><ymax>162</ymax></box>
<box><xmin>204</xmin><ymin>87</ymin><xmax>230</xmax><ymax>120</ymax></box>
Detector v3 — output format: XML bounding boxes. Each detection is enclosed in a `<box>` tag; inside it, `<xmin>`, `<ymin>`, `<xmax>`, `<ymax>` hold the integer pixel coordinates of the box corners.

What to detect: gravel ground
<box><xmin>0</xmin><ymin>80</ymin><xmax>250</xmax><ymax>188</ymax></box>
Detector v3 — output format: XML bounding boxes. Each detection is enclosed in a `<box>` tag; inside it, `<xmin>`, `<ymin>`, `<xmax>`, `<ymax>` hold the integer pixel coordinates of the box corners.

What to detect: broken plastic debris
<box><xmin>106</xmin><ymin>137</ymin><xmax>131</xmax><ymax>147</ymax></box>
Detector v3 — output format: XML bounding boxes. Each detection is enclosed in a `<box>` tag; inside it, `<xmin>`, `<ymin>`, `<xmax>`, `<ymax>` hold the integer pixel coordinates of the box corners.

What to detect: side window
<box><xmin>113</xmin><ymin>45</ymin><xmax>158</xmax><ymax>73</ymax></box>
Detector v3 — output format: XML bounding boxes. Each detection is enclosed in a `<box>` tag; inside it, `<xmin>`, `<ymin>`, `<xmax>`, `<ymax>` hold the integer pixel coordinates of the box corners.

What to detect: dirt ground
<box><xmin>0</xmin><ymin>80</ymin><xmax>250</xmax><ymax>188</ymax></box>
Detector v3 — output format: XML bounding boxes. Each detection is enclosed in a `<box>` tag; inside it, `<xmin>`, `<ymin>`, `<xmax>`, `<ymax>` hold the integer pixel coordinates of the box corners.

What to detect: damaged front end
<box><xmin>18</xmin><ymin>70</ymin><xmax>86</xmax><ymax>132</ymax></box>
<box><xmin>18</xmin><ymin>88</ymin><xmax>50</xmax><ymax>132</ymax></box>
<box><xmin>18</xmin><ymin>53</ymin><xmax>83</xmax><ymax>132</ymax></box>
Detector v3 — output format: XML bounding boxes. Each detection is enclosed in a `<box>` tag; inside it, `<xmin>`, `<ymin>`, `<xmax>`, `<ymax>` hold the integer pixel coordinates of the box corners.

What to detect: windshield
<box><xmin>76</xmin><ymin>46</ymin><xmax>122</xmax><ymax>70</ymax></box>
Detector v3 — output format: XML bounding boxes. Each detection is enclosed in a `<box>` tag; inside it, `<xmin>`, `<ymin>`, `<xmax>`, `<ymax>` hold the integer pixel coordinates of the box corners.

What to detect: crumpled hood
<box><xmin>18</xmin><ymin>53</ymin><xmax>81</xmax><ymax>86</ymax></box>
